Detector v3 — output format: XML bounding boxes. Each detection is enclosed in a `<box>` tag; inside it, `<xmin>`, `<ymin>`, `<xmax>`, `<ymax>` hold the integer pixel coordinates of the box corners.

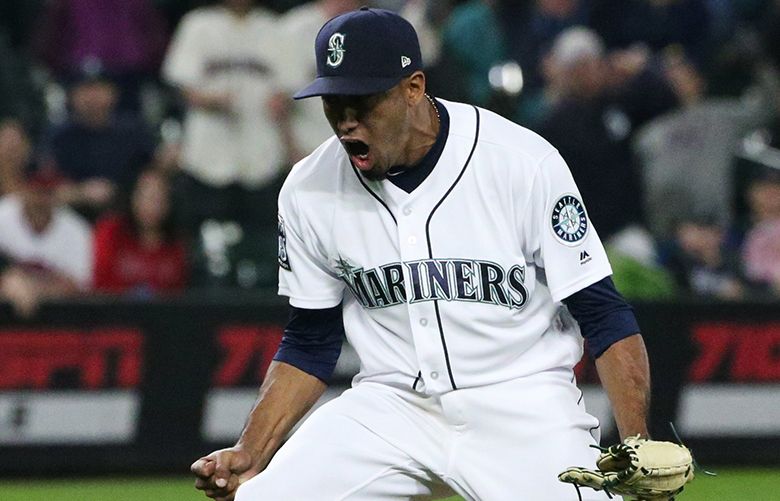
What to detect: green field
<box><xmin>1</xmin><ymin>469</ymin><xmax>777</xmax><ymax>500</ymax></box>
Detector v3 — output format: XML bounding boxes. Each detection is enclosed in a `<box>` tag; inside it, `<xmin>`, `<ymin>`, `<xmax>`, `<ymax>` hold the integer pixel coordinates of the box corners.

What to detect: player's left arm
<box><xmin>563</xmin><ymin>276</ymin><xmax>650</xmax><ymax>439</ymax></box>
<box><xmin>526</xmin><ymin>149</ymin><xmax>651</xmax><ymax>437</ymax></box>
<box><xmin>594</xmin><ymin>333</ymin><xmax>650</xmax><ymax>439</ymax></box>
<box><xmin>559</xmin><ymin>284</ymin><xmax>694</xmax><ymax>499</ymax></box>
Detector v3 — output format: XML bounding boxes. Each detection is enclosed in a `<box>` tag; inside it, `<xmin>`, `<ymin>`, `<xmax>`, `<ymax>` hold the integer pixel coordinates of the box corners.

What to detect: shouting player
<box><xmin>192</xmin><ymin>8</ymin><xmax>665</xmax><ymax>501</ymax></box>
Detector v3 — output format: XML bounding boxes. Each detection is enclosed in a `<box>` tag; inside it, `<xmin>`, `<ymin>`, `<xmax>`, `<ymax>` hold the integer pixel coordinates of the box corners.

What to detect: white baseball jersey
<box><xmin>162</xmin><ymin>6</ymin><xmax>287</xmax><ymax>188</ymax></box>
<box><xmin>278</xmin><ymin>99</ymin><xmax>612</xmax><ymax>395</ymax></box>
<box><xmin>0</xmin><ymin>194</ymin><xmax>93</xmax><ymax>288</ymax></box>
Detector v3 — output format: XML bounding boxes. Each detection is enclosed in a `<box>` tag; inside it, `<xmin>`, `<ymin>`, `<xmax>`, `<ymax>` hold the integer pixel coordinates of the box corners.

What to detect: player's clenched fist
<box><xmin>191</xmin><ymin>446</ymin><xmax>258</xmax><ymax>501</ymax></box>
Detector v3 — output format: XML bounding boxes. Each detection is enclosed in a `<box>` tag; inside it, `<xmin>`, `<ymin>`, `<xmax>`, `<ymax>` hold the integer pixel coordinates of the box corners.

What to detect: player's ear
<box><xmin>405</xmin><ymin>71</ymin><xmax>426</xmax><ymax>105</ymax></box>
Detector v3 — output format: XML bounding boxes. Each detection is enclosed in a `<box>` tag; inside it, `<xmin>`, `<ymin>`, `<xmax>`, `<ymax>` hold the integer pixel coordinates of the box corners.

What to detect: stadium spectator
<box><xmin>93</xmin><ymin>169</ymin><xmax>188</xmax><ymax>295</ymax></box>
<box><xmin>538</xmin><ymin>27</ymin><xmax>673</xmax><ymax>241</ymax></box>
<box><xmin>278</xmin><ymin>0</ymin><xmax>360</xmax><ymax>158</ymax></box>
<box><xmin>633</xmin><ymin>47</ymin><xmax>778</xmax><ymax>238</ymax></box>
<box><xmin>0</xmin><ymin>166</ymin><xmax>92</xmax><ymax>317</ymax></box>
<box><xmin>739</xmin><ymin>164</ymin><xmax>780</xmax><ymax>295</ymax></box>
<box><xmin>745</xmin><ymin>162</ymin><xmax>780</xmax><ymax>226</ymax></box>
<box><xmin>733</xmin><ymin>83</ymin><xmax>780</xmax><ymax>230</ymax></box>
<box><xmin>163</xmin><ymin>0</ymin><xmax>292</xmax><ymax>234</ymax></box>
<box><xmin>659</xmin><ymin>214</ymin><xmax>745</xmax><ymax>300</ymax></box>
<box><xmin>33</xmin><ymin>0</ymin><xmax>168</xmax><ymax>115</ymax></box>
<box><xmin>0</xmin><ymin>119</ymin><xmax>31</xmax><ymax>196</ymax></box>
<box><xmin>742</xmin><ymin>218</ymin><xmax>780</xmax><ymax>296</ymax></box>
<box><xmin>40</xmin><ymin>63</ymin><xmax>161</xmax><ymax>219</ymax></box>
<box><xmin>494</xmin><ymin>0</ymin><xmax>590</xmax><ymax>125</ymax></box>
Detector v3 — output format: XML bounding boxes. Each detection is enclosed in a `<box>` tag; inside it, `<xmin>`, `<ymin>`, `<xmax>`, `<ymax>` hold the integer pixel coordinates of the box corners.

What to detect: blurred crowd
<box><xmin>0</xmin><ymin>0</ymin><xmax>779</xmax><ymax>316</ymax></box>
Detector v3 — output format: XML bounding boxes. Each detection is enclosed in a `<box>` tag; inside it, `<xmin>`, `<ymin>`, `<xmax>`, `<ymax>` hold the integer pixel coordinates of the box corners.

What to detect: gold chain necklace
<box><xmin>425</xmin><ymin>93</ymin><xmax>440</xmax><ymax>124</ymax></box>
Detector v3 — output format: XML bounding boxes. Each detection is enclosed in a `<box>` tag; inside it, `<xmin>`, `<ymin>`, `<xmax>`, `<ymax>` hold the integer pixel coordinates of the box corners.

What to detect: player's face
<box><xmin>322</xmin><ymin>82</ymin><xmax>411</xmax><ymax>181</ymax></box>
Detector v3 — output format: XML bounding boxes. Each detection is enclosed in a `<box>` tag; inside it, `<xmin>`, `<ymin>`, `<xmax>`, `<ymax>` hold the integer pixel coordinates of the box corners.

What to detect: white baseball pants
<box><xmin>236</xmin><ymin>369</ymin><xmax>612</xmax><ymax>500</ymax></box>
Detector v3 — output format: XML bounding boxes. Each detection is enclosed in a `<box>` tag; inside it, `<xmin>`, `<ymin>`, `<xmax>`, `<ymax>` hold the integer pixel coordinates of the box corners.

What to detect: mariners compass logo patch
<box><xmin>327</xmin><ymin>33</ymin><xmax>346</xmax><ymax>68</ymax></box>
<box><xmin>551</xmin><ymin>194</ymin><xmax>589</xmax><ymax>245</ymax></box>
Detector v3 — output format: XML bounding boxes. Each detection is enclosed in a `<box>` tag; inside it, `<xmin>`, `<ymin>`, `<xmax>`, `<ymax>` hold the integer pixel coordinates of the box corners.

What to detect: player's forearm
<box><xmin>595</xmin><ymin>333</ymin><xmax>651</xmax><ymax>439</ymax></box>
<box><xmin>235</xmin><ymin>361</ymin><xmax>327</xmax><ymax>471</ymax></box>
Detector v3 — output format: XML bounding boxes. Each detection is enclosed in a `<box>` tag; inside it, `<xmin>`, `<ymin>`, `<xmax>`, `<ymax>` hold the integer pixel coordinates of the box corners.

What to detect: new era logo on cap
<box><xmin>293</xmin><ymin>8</ymin><xmax>423</xmax><ymax>99</ymax></box>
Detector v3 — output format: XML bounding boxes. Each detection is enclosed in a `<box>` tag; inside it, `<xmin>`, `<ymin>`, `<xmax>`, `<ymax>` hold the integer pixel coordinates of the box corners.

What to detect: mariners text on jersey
<box><xmin>335</xmin><ymin>256</ymin><xmax>530</xmax><ymax>310</ymax></box>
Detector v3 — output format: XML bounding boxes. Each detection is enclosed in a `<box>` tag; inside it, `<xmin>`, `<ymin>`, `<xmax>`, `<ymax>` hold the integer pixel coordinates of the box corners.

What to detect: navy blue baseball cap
<box><xmin>293</xmin><ymin>7</ymin><xmax>422</xmax><ymax>99</ymax></box>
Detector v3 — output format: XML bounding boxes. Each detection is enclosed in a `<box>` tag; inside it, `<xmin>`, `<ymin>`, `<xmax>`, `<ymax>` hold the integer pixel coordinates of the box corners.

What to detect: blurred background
<box><xmin>0</xmin><ymin>0</ymin><xmax>778</xmax><ymax>499</ymax></box>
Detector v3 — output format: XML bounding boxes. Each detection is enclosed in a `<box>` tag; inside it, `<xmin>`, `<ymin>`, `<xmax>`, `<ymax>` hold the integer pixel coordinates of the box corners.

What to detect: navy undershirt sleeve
<box><xmin>562</xmin><ymin>276</ymin><xmax>640</xmax><ymax>359</ymax></box>
<box><xmin>272</xmin><ymin>304</ymin><xmax>345</xmax><ymax>383</ymax></box>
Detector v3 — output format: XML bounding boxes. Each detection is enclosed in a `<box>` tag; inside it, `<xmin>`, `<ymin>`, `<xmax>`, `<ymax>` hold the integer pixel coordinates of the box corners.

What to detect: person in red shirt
<box><xmin>93</xmin><ymin>169</ymin><xmax>187</xmax><ymax>294</ymax></box>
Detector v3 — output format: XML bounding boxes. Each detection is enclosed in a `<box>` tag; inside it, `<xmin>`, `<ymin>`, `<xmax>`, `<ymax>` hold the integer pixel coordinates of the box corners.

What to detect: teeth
<box><xmin>358</xmin><ymin>154</ymin><xmax>368</xmax><ymax>160</ymax></box>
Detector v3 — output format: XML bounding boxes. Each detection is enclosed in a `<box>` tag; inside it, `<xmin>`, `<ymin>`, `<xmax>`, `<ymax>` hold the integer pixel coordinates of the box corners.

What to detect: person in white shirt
<box><xmin>163</xmin><ymin>0</ymin><xmax>292</xmax><ymax>232</ymax></box>
<box><xmin>0</xmin><ymin>167</ymin><xmax>92</xmax><ymax>317</ymax></box>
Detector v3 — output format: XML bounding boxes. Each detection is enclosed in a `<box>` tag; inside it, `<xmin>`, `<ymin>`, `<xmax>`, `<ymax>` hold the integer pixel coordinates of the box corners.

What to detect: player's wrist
<box><xmin>234</xmin><ymin>434</ymin><xmax>277</xmax><ymax>470</ymax></box>
<box><xmin>233</xmin><ymin>439</ymin><xmax>258</xmax><ymax>459</ymax></box>
<box><xmin>616</xmin><ymin>416</ymin><xmax>650</xmax><ymax>441</ymax></box>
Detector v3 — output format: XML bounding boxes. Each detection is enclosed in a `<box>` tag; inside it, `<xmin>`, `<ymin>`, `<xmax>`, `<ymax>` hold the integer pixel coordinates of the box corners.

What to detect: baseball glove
<box><xmin>558</xmin><ymin>435</ymin><xmax>694</xmax><ymax>500</ymax></box>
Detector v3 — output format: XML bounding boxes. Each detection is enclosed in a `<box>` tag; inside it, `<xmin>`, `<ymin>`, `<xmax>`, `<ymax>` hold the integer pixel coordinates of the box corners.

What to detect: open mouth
<box><xmin>343</xmin><ymin>139</ymin><xmax>369</xmax><ymax>158</ymax></box>
<box><xmin>342</xmin><ymin>139</ymin><xmax>372</xmax><ymax>170</ymax></box>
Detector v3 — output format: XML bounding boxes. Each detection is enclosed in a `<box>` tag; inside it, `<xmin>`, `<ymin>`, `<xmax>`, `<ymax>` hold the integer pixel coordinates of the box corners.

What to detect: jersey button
<box><xmin>430</xmin><ymin>371</ymin><xmax>439</xmax><ymax>379</ymax></box>
<box><xmin>408</xmin><ymin>236</ymin><xmax>417</xmax><ymax>245</ymax></box>
<box><xmin>419</xmin><ymin>318</ymin><xmax>428</xmax><ymax>326</ymax></box>
<box><xmin>403</xmin><ymin>207</ymin><xmax>412</xmax><ymax>216</ymax></box>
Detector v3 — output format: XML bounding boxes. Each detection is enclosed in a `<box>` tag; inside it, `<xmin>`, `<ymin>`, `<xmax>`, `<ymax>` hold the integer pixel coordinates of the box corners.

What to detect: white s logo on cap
<box><xmin>401</xmin><ymin>56</ymin><xmax>411</xmax><ymax>68</ymax></box>
<box><xmin>327</xmin><ymin>33</ymin><xmax>346</xmax><ymax>68</ymax></box>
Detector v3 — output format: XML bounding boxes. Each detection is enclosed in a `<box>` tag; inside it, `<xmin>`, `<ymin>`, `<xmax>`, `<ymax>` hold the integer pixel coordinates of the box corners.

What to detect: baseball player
<box><xmin>192</xmin><ymin>8</ymin><xmax>687</xmax><ymax>501</ymax></box>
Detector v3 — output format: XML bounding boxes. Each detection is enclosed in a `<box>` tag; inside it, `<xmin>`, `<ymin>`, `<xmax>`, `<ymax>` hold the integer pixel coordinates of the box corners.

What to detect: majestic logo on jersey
<box><xmin>551</xmin><ymin>194</ymin><xmax>588</xmax><ymax>245</ymax></box>
<box><xmin>326</xmin><ymin>33</ymin><xmax>346</xmax><ymax>68</ymax></box>
<box><xmin>278</xmin><ymin>215</ymin><xmax>291</xmax><ymax>271</ymax></box>
<box><xmin>335</xmin><ymin>256</ymin><xmax>529</xmax><ymax>310</ymax></box>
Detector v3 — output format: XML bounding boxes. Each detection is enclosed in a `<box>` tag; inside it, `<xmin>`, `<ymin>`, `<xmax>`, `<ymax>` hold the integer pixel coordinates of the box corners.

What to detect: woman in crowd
<box><xmin>93</xmin><ymin>169</ymin><xmax>187</xmax><ymax>295</ymax></box>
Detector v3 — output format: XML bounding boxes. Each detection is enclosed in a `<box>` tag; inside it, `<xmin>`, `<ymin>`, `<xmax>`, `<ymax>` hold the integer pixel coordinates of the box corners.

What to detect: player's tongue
<box><xmin>343</xmin><ymin>140</ymin><xmax>372</xmax><ymax>171</ymax></box>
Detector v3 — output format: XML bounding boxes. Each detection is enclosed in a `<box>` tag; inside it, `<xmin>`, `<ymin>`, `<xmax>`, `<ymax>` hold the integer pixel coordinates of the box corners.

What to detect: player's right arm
<box><xmin>191</xmin><ymin>162</ymin><xmax>346</xmax><ymax>500</ymax></box>
<box><xmin>191</xmin><ymin>360</ymin><xmax>326</xmax><ymax>500</ymax></box>
<box><xmin>193</xmin><ymin>301</ymin><xmax>344</xmax><ymax>500</ymax></box>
